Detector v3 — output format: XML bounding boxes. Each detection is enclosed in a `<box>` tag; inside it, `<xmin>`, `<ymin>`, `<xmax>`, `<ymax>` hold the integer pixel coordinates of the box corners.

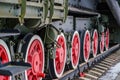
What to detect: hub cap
<box><xmin>54</xmin><ymin>33</ymin><xmax>66</xmax><ymax>78</ymax></box>
<box><xmin>71</xmin><ymin>31</ymin><xmax>80</xmax><ymax>69</ymax></box>
<box><xmin>92</xmin><ymin>30</ymin><xmax>98</xmax><ymax>57</ymax></box>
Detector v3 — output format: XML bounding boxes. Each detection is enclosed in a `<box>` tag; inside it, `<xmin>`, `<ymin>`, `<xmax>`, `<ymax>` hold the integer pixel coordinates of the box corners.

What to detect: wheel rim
<box><xmin>0</xmin><ymin>40</ymin><xmax>11</xmax><ymax>80</ymax></box>
<box><xmin>83</xmin><ymin>30</ymin><xmax>91</xmax><ymax>62</ymax></box>
<box><xmin>54</xmin><ymin>33</ymin><xmax>66</xmax><ymax>78</ymax></box>
<box><xmin>71</xmin><ymin>31</ymin><xmax>80</xmax><ymax>69</ymax></box>
<box><xmin>105</xmin><ymin>29</ymin><xmax>109</xmax><ymax>50</ymax></box>
<box><xmin>92</xmin><ymin>30</ymin><xmax>98</xmax><ymax>57</ymax></box>
<box><xmin>100</xmin><ymin>32</ymin><xmax>104</xmax><ymax>53</ymax></box>
<box><xmin>25</xmin><ymin>35</ymin><xmax>44</xmax><ymax>80</ymax></box>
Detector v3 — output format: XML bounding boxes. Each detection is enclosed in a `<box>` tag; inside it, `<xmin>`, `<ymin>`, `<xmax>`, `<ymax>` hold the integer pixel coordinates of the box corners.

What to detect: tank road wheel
<box><xmin>105</xmin><ymin>28</ymin><xmax>109</xmax><ymax>50</ymax></box>
<box><xmin>0</xmin><ymin>39</ymin><xmax>11</xmax><ymax>80</ymax></box>
<box><xmin>49</xmin><ymin>33</ymin><xmax>67</xmax><ymax>78</ymax></box>
<box><xmin>21</xmin><ymin>34</ymin><xmax>45</xmax><ymax>80</ymax></box>
<box><xmin>81</xmin><ymin>30</ymin><xmax>91</xmax><ymax>62</ymax></box>
<box><xmin>70</xmin><ymin>31</ymin><xmax>80</xmax><ymax>69</ymax></box>
<box><xmin>92</xmin><ymin>29</ymin><xmax>98</xmax><ymax>57</ymax></box>
<box><xmin>99</xmin><ymin>32</ymin><xmax>105</xmax><ymax>53</ymax></box>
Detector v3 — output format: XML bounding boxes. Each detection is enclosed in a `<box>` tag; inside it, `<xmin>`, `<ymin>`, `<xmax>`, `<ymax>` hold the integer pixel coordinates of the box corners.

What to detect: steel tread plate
<box><xmin>0</xmin><ymin>62</ymin><xmax>31</xmax><ymax>76</ymax></box>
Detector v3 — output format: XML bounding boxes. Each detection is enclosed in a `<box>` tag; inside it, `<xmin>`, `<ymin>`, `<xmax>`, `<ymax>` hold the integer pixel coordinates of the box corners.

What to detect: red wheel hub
<box><xmin>54</xmin><ymin>33</ymin><xmax>66</xmax><ymax>77</ymax></box>
<box><xmin>100</xmin><ymin>32</ymin><xmax>104</xmax><ymax>53</ymax></box>
<box><xmin>105</xmin><ymin>29</ymin><xmax>109</xmax><ymax>50</ymax></box>
<box><xmin>0</xmin><ymin>45</ymin><xmax>10</xmax><ymax>80</ymax></box>
<box><xmin>32</xmin><ymin>52</ymin><xmax>40</xmax><ymax>74</ymax></box>
<box><xmin>84</xmin><ymin>31</ymin><xmax>90</xmax><ymax>62</ymax></box>
<box><xmin>57</xmin><ymin>47</ymin><xmax>64</xmax><ymax>63</ymax></box>
<box><xmin>27</xmin><ymin>39</ymin><xmax>44</xmax><ymax>80</ymax></box>
<box><xmin>92</xmin><ymin>30</ymin><xmax>98</xmax><ymax>57</ymax></box>
<box><xmin>71</xmin><ymin>31</ymin><xmax>80</xmax><ymax>68</ymax></box>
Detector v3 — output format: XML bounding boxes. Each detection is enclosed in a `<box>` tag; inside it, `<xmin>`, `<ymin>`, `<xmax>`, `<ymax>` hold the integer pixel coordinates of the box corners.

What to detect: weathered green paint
<box><xmin>98</xmin><ymin>24</ymin><xmax>105</xmax><ymax>33</ymax></box>
<box><xmin>0</xmin><ymin>0</ymin><xmax>67</xmax><ymax>24</ymax></box>
<box><xmin>100</xmin><ymin>15</ymin><xmax>109</xmax><ymax>23</ymax></box>
<box><xmin>15</xmin><ymin>24</ymin><xmax>31</xmax><ymax>34</ymax></box>
<box><xmin>49</xmin><ymin>0</ymin><xmax>54</xmax><ymax>23</ymax></box>
<box><xmin>45</xmin><ymin>26</ymin><xmax>59</xmax><ymax>44</ymax></box>
<box><xmin>63</xmin><ymin>0</ymin><xmax>68</xmax><ymax>22</ymax></box>
<box><xmin>43</xmin><ymin>0</ymin><xmax>48</xmax><ymax>23</ymax></box>
<box><xmin>37</xmin><ymin>24</ymin><xmax>59</xmax><ymax>45</ymax></box>
<box><xmin>18</xmin><ymin>0</ymin><xmax>26</xmax><ymax>25</ymax></box>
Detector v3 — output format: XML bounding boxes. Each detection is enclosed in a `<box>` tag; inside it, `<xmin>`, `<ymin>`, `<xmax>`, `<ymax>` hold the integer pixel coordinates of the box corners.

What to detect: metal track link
<box><xmin>54</xmin><ymin>44</ymin><xmax>120</xmax><ymax>80</ymax></box>
<box><xmin>78</xmin><ymin>47</ymin><xmax>120</xmax><ymax>80</ymax></box>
